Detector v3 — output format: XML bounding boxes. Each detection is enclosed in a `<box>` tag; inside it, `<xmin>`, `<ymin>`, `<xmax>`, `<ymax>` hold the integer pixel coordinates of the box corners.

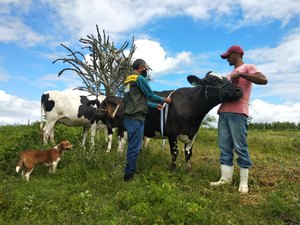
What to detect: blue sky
<box><xmin>1</xmin><ymin>0</ymin><xmax>300</xmax><ymax>125</ymax></box>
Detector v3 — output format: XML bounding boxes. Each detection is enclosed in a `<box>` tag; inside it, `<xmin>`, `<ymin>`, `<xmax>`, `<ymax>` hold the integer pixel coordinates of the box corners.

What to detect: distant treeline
<box><xmin>249</xmin><ymin>121</ymin><xmax>300</xmax><ymax>130</ymax></box>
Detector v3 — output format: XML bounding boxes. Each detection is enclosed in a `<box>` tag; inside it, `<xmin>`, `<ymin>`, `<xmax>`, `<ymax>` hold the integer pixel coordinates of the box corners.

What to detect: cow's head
<box><xmin>99</xmin><ymin>96</ymin><xmax>124</xmax><ymax>119</ymax></box>
<box><xmin>187</xmin><ymin>71</ymin><xmax>243</xmax><ymax>102</ymax></box>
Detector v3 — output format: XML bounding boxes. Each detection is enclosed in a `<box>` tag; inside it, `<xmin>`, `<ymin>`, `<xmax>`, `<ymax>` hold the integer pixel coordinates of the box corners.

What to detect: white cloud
<box><xmin>250</xmin><ymin>99</ymin><xmax>300</xmax><ymax>124</ymax></box>
<box><xmin>1</xmin><ymin>0</ymin><xmax>299</xmax><ymax>46</ymax></box>
<box><xmin>132</xmin><ymin>39</ymin><xmax>191</xmax><ymax>76</ymax></box>
<box><xmin>0</xmin><ymin>0</ymin><xmax>31</xmax><ymax>14</ymax></box>
<box><xmin>244</xmin><ymin>27</ymin><xmax>300</xmax><ymax>103</ymax></box>
<box><xmin>41</xmin><ymin>0</ymin><xmax>300</xmax><ymax>40</ymax></box>
<box><xmin>247</xmin><ymin>28</ymin><xmax>300</xmax><ymax>73</ymax></box>
<box><xmin>0</xmin><ymin>17</ymin><xmax>45</xmax><ymax>46</ymax></box>
<box><xmin>0</xmin><ymin>90</ymin><xmax>40</xmax><ymax>125</ymax></box>
<box><xmin>207</xmin><ymin>99</ymin><xmax>300</xmax><ymax>127</ymax></box>
<box><xmin>240</xmin><ymin>0</ymin><xmax>300</xmax><ymax>25</ymax></box>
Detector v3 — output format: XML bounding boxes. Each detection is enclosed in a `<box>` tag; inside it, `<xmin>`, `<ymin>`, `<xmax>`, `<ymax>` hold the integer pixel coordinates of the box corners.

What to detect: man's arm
<box><xmin>232</xmin><ymin>72</ymin><xmax>268</xmax><ymax>85</ymax></box>
<box><xmin>137</xmin><ymin>76</ymin><xmax>169</xmax><ymax>103</ymax></box>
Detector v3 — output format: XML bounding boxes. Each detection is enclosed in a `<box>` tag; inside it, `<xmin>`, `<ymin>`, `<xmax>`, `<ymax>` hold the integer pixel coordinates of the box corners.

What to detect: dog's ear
<box><xmin>62</xmin><ymin>141</ymin><xmax>72</xmax><ymax>150</ymax></box>
<box><xmin>62</xmin><ymin>141</ymin><xmax>68</xmax><ymax>149</ymax></box>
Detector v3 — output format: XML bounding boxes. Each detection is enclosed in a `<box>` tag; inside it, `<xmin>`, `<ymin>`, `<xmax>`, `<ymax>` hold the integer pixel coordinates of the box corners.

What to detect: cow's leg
<box><xmin>106</xmin><ymin>123</ymin><xmax>113</xmax><ymax>152</ymax></box>
<box><xmin>50</xmin><ymin>129</ymin><xmax>55</xmax><ymax>144</ymax></box>
<box><xmin>106</xmin><ymin>133</ymin><xmax>113</xmax><ymax>152</ymax></box>
<box><xmin>184</xmin><ymin>143</ymin><xmax>193</xmax><ymax>171</ymax></box>
<box><xmin>117</xmin><ymin>129</ymin><xmax>127</xmax><ymax>153</ymax></box>
<box><xmin>90</xmin><ymin>124</ymin><xmax>97</xmax><ymax>149</ymax></box>
<box><xmin>184</xmin><ymin>135</ymin><xmax>196</xmax><ymax>172</ymax></box>
<box><xmin>82</xmin><ymin>127</ymin><xmax>89</xmax><ymax>148</ymax></box>
<box><xmin>168</xmin><ymin>136</ymin><xmax>179</xmax><ymax>171</ymax></box>
<box><xmin>104</xmin><ymin>126</ymin><xmax>108</xmax><ymax>142</ymax></box>
<box><xmin>143</xmin><ymin>137</ymin><xmax>150</xmax><ymax>148</ymax></box>
<box><xmin>42</xmin><ymin>125</ymin><xmax>49</xmax><ymax>145</ymax></box>
<box><xmin>43</xmin><ymin>121</ymin><xmax>56</xmax><ymax>145</ymax></box>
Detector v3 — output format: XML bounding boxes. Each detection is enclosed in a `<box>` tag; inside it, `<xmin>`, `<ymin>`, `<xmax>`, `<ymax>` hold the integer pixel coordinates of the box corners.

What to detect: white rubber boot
<box><xmin>210</xmin><ymin>164</ymin><xmax>234</xmax><ymax>186</ymax></box>
<box><xmin>238</xmin><ymin>168</ymin><xmax>249</xmax><ymax>193</ymax></box>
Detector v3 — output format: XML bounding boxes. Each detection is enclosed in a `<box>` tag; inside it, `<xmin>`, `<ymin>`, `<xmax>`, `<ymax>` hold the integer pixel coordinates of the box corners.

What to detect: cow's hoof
<box><xmin>185</xmin><ymin>166</ymin><xmax>192</xmax><ymax>174</ymax></box>
<box><xmin>186</xmin><ymin>162</ymin><xmax>192</xmax><ymax>174</ymax></box>
<box><xmin>167</xmin><ymin>164</ymin><xmax>176</xmax><ymax>172</ymax></box>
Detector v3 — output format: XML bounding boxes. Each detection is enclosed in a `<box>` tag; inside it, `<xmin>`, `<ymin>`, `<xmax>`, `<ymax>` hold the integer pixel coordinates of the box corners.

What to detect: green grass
<box><xmin>0</xmin><ymin>123</ymin><xmax>299</xmax><ymax>225</ymax></box>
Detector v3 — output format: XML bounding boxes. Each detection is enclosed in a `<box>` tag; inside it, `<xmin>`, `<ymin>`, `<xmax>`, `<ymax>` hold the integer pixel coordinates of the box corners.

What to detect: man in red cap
<box><xmin>210</xmin><ymin>45</ymin><xmax>268</xmax><ymax>193</ymax></box>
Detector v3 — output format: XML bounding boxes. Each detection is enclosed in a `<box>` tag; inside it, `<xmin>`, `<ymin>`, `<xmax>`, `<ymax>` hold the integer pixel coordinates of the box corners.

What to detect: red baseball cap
<box><xmin>221</xmin><ymin>45</ymin><xmax>244</xmax><ymax>59</ymax></box>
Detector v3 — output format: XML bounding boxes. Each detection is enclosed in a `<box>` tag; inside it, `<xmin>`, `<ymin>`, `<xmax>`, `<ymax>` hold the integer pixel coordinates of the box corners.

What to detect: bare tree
<box><xmin>53</xmin><ymin>25</ymin><xmax>136</xmax><ymax>97</ymax></box>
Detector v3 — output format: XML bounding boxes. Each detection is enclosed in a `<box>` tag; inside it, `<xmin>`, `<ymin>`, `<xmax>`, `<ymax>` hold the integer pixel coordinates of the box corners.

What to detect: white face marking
<box><xmin>208</xmin><ymin>72</ymin><xmax>222</xmax><ymax>80</ymax></box>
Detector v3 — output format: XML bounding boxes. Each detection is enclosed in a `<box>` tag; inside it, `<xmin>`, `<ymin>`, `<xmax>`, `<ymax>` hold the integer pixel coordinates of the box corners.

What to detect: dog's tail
<box><xmin>16</xmin><ymin>155</ymin><xmax>24</xmax><ymax>173</ymax></box>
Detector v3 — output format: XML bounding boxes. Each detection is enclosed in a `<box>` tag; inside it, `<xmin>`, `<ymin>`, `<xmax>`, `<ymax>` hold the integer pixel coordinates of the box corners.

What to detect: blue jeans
<box><xmin>124</xmin><ymin>117</ymin><xmax>144</xmax><ymax>175</ymax></box>
<box><xmin>218</xmin><ymin>112</ymin><xmax>252</xmax><ymax>168</ymax></box>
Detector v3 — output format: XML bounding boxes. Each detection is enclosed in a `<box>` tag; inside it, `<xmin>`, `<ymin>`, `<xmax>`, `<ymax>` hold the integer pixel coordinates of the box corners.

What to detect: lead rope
<box><xmin>160</xmin><ymin>90</ymin><xmax>176</xmax><ymax>149</ymax></box>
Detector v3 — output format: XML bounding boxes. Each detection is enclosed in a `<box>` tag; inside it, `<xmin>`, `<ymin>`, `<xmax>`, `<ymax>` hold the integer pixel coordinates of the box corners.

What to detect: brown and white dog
<box><xmin>16</xmin><ymin>141</ymin><xmax>73</xmax><ymax>181</ymax></box>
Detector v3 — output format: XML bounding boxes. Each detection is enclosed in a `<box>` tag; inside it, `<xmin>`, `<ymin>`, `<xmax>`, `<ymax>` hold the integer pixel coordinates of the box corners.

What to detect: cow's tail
<box><xmin>40</xmin><ymin>97</ymin><xmax>45</xmax><ymax>140</ymax></box>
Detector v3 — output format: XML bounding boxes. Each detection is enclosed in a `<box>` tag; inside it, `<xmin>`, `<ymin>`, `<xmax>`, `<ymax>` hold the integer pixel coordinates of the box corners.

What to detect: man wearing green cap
<box><xmin>123</xmin><ymin>59</ymin><xmax>172</xmax><ymax>181</ymax></box>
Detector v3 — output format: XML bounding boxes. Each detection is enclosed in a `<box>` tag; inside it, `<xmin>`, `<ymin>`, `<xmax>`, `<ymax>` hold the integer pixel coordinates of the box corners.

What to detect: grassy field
<box><xmin>0</xmin><ymin>123</ymin><xmax>299</xmax><ymax>225</ymax></box>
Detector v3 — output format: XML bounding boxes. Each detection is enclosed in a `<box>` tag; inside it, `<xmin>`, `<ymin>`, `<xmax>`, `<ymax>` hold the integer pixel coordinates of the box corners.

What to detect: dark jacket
<box><xmin>124</xmin><ymin>73</ymin><xmax>164</xmax><ymax>121</ymax></box>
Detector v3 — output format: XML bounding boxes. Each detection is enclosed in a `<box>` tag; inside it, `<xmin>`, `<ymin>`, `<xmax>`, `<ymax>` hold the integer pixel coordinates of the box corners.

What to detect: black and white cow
<box><xmin>40</xmin><ymin>90</ymin><xmax>106</xmax><ymax>148</ymax></box>
<box><xmin>97</xmin><ymin>96</ymin><xmax>127</xmax><ymax>153</ymax></box>
<box><xmin>144</xmin><ymin>72</ymin><xmax>243</xmax><ymax>170</ymax></box>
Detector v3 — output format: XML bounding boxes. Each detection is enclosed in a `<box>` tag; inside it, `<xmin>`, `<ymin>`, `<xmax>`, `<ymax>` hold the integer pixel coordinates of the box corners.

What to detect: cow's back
<box><xmin>41</xmin><ymin>90</ymin><xmax>101</xmax><ymax>127</ymax></box>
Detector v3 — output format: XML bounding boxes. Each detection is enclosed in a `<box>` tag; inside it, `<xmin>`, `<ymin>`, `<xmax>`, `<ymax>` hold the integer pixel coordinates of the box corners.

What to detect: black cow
<box><xmin>144</xmin><ymin>71</ymin><xmax>243</xmax><ymax>170</ymax></box>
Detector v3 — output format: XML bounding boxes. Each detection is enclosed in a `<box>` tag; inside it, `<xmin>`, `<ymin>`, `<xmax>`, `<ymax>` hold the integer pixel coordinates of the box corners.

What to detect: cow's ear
<box><xmin>187</xmin><ymin>75</ymin><xmax>204</xmax><ymax>86</ymax></box>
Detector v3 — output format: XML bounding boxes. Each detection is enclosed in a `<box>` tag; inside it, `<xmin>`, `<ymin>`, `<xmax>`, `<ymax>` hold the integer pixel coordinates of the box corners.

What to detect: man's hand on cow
<box><xmin>164</xmin><ymin>97</ymin><xmax>172</xmax><ymax>104</ymax></box>
<box><xmin>157</xmin><ymin>104</ymin><xmax>164</xmax><ymax>111</ymax></box>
